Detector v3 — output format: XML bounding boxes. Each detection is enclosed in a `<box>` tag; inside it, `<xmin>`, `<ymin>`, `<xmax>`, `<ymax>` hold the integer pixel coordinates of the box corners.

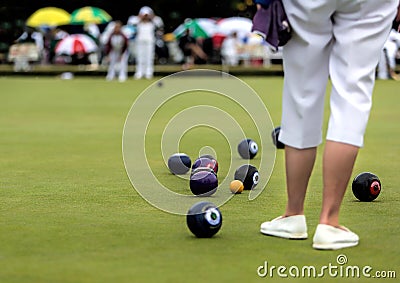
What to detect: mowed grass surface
<box><xmin>0</xmin><ymin>76</ymin><xmax>399</xmax><ymax>283</ymax></box>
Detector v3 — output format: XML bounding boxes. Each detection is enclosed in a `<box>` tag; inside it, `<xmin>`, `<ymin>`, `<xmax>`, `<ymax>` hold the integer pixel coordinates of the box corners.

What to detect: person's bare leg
<box><xmin>188</xmin><ymin>43</ymin><xmax>208</xmax><ymax>60</ymax></box>
<box><xmin>320</xmin><ymin>141</ymin><xmax>359</xmax><ymax>227</ymax></box>
<box><xmin>284</xmin><ymin>146</ymin><xmax>317</xmax><ymax>217</ymax></box>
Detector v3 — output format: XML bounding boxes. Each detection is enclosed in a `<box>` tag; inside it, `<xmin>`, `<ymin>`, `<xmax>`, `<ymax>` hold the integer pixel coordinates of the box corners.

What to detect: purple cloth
<box><xmin>251</xmin><ymin>0</ymin><xmax>291</xmax><ymax>50</ymax></box>
<box><xmin>253</xmin><ymin>0</ymin><xmax>273</xmax><ymax>8</ymax></box>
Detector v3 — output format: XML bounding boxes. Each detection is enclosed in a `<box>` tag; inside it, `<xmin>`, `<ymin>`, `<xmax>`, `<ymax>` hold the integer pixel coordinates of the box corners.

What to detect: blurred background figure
<box><xmin>84</xmin><ymin>23</ymin><xmax>100</xmax><ymax>42</ymax></box>
<box><xmin>84</xmin><ymin>23</ymin><xmax>100</xmax><ymax>68</ymax></box>
<box><xmin>377</xmin><ymin>23</ymin><xmax>400</xmax><ymax>80</ymax></box>
<box><xmin>105</xmin><ymin>21</ymin><xmax>128</xmax><ymax>82</ymax></box>
<box><xmin>49</xmin><ymin>28</ymin><xmax>68</xmax><ymax>64</ymax></box>
<box><xmin>15</xmin><ymin>26</ymin><xmax>43</xmax><ymax>49</ymax></box>
<box><xmin>12</xmin><ymin>26</ymin><xmax>43</xmax><ymax>71</ymax></box>
<box><xmin>154</xmin><ymin>26</ymin><xmax>169</xmax><ymax>64</ymax></box>
<box><xmin>163</xmin><ymin>32</ymin><xmax>184</xmax><ymax>64</ymax></box>
<box><xmin>220</xmin><ymin>31</ymin><xmax>242</xmax><ymax>66</ymax></box>
<box><xmin>178</xmin><ymin>29</ymin><xmax>208</xmax><ymax>69</ymax></box>
<box><xmin>129</xmin><ymin>6</ymin><xmax>163</xmax><ymax>79</ymax></box>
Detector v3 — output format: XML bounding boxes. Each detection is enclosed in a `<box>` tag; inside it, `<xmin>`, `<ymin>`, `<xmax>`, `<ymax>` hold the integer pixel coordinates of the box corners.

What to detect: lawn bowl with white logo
<box><xmin>186</xmin><ymin>202</ymin><xmax>222</xmax><ymax>238</ymax></box>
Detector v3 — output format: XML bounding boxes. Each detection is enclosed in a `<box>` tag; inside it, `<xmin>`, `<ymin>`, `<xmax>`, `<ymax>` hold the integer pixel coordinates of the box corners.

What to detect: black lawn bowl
<box><xmin>234</xmin><ymin>164</ymin><xmax>259</xmax><ymax>190</ymax></box>
<box><xmin>352</xmin><ymin>172</ymin><xmax>381</xmax><ymax>202</ymax></box>
<box><xmin>186</xmin><ymin>201</ymin><xmax>222</xmax><ymax>238</ymax></box>
<box><xmin>168</xmin><ymin>153</ymin><xmax>192</xmax><ymax>175</ymax></box>
<box><xmin>238</xmin><ymin>138</ymin><xmax>259</xmax><ymax>159</ymax></box>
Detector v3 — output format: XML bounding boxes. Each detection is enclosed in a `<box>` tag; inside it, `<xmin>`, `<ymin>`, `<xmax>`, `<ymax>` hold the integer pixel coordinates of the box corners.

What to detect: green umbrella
<box><xmin>173</xmin><ymin>19</ymin><xmax>210</xmax><ymax>39</ymax></box>
<box><xmin>70</xmin><ymin>6</ymin><xmax>112</xmax><ymax>25</ymax></box>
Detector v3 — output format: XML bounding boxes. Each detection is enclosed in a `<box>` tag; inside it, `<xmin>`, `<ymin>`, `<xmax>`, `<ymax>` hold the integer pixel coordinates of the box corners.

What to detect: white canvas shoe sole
<box><xmin>312</xmin><ymin>224</ymin><xmax>359</xmax><ymax>250</ymax></box>
<box><xmin>260</xmin><ymin>215</ymin><xmax>308</xmax><ymax>239</ymax></box>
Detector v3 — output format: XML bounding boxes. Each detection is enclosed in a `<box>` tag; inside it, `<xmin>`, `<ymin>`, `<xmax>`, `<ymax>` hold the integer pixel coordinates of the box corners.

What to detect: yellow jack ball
<box><xmin>230</xmin><ymin>180</ymin><xmax>244</xmax><ymax>194</ymax></box>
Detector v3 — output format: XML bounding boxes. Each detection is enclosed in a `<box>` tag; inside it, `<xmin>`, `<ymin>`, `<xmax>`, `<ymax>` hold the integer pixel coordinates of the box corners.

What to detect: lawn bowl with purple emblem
<box><xmin>190</xmin><ymin>169</ymin><xmax>218</xmax><ymax>196</ymax></box>
<box><xmin>191</xmin><ymin>157</ymin><xmax>218</xmax><ymax>174</ymax></box>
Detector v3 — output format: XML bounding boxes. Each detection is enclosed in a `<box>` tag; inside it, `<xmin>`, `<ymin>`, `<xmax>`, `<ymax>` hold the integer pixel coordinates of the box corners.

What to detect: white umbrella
<box><xmin>216</xmin><ymin>17</ymin><xmax>253</xmax><ymax>38</ymax></box>
<box><xmin>55</xmin><ymin>34</ymin><xmax>98</xmax><ymax>55</ymax></box>
<box><xmin>195</xmin><ymin>18</ymin><xmax>218</xmax><ymax>36</ymax></box>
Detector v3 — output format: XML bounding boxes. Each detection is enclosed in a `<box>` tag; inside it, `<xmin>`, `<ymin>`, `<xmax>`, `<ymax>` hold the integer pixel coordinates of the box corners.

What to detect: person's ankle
<box><xmin>284</xmin><ymin>208</ymin><xmax>304</xmax><ymax>217</ymax></box>
<box><xmin>319</xmin><ymin>219</ymin><xmax>340</xmax><ymax>228</ymax></box>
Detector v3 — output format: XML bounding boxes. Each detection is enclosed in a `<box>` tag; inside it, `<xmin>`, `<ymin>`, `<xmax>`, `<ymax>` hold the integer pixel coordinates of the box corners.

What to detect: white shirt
<box><xmin>110</xmin><ymin>34</ymin><xmax>126</xmax><ymax>53</ymax></box>
<box><xmin>127</xmin><ymin>15</ymin><xmax>164</xmax><ymax>43</ymax></box>
<box><xmin>384</xmin><ymin>29</ymin><xmax>400</xmax><ymax>56</ymax></box>
<box><xmin>136</xmin><ymin>21</ymin><xmax>156</xmax><ymax>42</ymax></box>
<box><xmin>221</xmin><ymin>36</ymin><xmax>242</xmax><ymax>57</ymax></box>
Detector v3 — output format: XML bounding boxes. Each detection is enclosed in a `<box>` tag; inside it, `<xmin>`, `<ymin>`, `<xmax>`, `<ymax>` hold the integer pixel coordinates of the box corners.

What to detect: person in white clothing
<box><xmin>105</xmin><ymin>21</ymin><xmax>129</xmax><ymax>82</ymax></box>
<box><xmin>14</xmin><ymin>26</ymin><xmax>43</xmax><ymax>71</ymax></box>
<box><xmin>220</xmin><ymin>31</ymin><xmax>243</xmax><ymax>66</ymax></box>
<box><xmin>257</xmin><ymin>0</ymin><xmax>399</xmax><ymax>250</ymax></box>
<box><xmin>129</xmin><ymin>6</ymin><xmax>164</xmax><ymax>79</ymax></box>
<box><xmin>15</xmin><ymin>27</ymin><xmax>43</xmax><ymax>52</ymax></box>
<box><xmin>378</xmin><ymin>26</ymin><xmax>400</xmax><ymax>80</ymax></box>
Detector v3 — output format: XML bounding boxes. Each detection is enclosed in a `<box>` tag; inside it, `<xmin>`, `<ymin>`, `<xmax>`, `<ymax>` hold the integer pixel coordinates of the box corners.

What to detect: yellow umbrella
<box><xmin>26</xmin><ymin>7</ymin><xmax>71</xmax><ymax>28</ymax></box>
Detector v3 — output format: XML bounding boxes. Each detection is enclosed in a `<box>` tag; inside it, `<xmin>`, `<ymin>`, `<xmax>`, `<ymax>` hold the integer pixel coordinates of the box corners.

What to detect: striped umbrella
<box><xmin>55</xmin><ymin>34</ymin><xmax>98</xmax><ymax>55</ymax></box>
<box><xmin>70</xmin><ymin>6</ymin><xmax>112</xmax><ymax>24</ymax></box>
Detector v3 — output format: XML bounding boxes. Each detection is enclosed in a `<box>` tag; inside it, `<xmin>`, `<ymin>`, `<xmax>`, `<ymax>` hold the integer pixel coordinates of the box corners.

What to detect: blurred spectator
<box><xmin>377</xmin><ymin>26</ymin><xmax>400</xmax><ymax>80</ymax></box>
<box><xmin>49</xmin><ymin>28</ymin><xmax>68</xmax><ymax>63</ymax></box>
<box><xmin>178</xmin><ymin>29</ymin><xmax>208</xmax><ymax>69</ymax></box>
<box><xmin>155</xmin><ymin>28</ymin><xmax>169</xmax><ymax>64</ymax></box>
<box><xmin>105</xmin><ymin>21</ymin><xmax>129</xmax><ymax>82</ymax></box>
<box><xmin>100</xmin><ymin>22</ymin><xmax>116</xmax><ymax>65</ymax></box>
<box><xmin>83</xmin><ymin>23</ymin><xmax>100</xmax><ymax>68</ymax></box>
<box><xmin>128</xmin><ymin>6</ymin><xmax>163</xmax><ymax>79</ymax></box>
<box><xmin>163</xmin><ymin>33</ymin><xmax>184</xmax><ymax>63</ymax></box>
<box><xmin>84</xmin><ymin>23</ymin><xmax>100</xmax><ymax>43</ymax></box>
<box><xmin>220</xmin><ymin>31</ymin><xmax>243</xmax><ymax>66</ymax></box>
<box><xmin>13</xmin><ymin>26</ymin><xmax>43</xmax><ymax>71</ymax></box>
<box><xmin>70</xmin><ymin>51</ymin><xmax>90</xmax><ymax>65</ymax></box>
<box><xmin>15</xmin><ymin>26</ymin><xmax>43</xmax><ymax>51</ymax></box>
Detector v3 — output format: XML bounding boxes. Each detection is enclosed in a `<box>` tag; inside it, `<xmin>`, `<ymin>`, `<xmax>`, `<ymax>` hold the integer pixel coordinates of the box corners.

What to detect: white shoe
<box><xmin>312</xmin><ymin>224</ymin><xmax>359</xmax><ymax>250</ymax></box>
<box><xmin>260</xmin><ymin>215</ymin><xmax>308</xmax><ymax>239</ymax></box>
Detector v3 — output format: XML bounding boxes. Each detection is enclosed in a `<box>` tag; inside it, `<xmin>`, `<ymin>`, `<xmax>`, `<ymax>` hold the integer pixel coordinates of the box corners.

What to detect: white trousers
<box><xmin>134</xmin><ymin>40</ymin><xmax>155</xmax><ymax>79</ymax></box>
<box><xmin>280</xmin><ymin>0</ymin><xmax>398</xmax><ymax>148</ymax></box>
<box><xmin>106</xmin><ymin>51</ymin><xmax>128</xmax><ymax>81</ymax></box>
